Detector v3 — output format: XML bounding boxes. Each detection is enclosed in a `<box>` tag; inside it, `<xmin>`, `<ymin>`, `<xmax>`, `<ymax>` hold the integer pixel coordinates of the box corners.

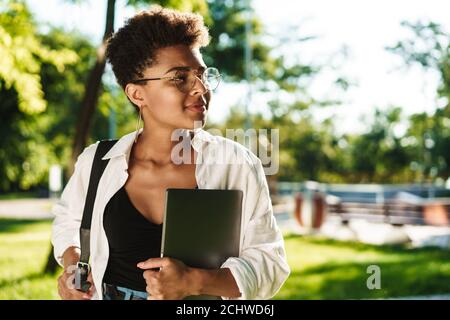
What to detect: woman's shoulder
<box><xmin>75</xmin><ymin>130</ymin><xmax>134</xmax><ymax>167</ymax></box>
<box><xmin>74</xmin><ymin>141</ymin><xmax>101</xmax><ymax>169</ymax></box>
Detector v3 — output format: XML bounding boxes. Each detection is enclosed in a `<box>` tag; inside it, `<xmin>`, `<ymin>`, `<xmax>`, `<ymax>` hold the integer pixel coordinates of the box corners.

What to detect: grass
<box><xmin>275</xmin><ymin>233</ymin><xmax>450</xmax><ymax>299</ymax></box>
<box><xmin>0</xmin><ymin>218</ymin><xmax>449</xmax><ymax>300</ymax></box>
<box><xmin>0</xmin><ymin>219</ymin><xmax>59</xmax><ymax>300</ymax></box>
<box><xmin>0</xmin><ymin>191</ymin><xmax>44</xmax><ymax>200</ymax></box>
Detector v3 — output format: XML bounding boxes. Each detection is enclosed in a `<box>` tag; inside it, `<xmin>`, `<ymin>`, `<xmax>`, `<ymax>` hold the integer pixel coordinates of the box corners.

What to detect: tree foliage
<box><xmin>0</xmin><ymin>1</ymin><xmax>77</xmax><ymax>114</ymax></box>
<box><xmin>3</xmin><ymin>3</ymin><xmax>450</xmax><ymax>191</ymax></box>
<box><xmin>388</xmin><ymin>20</ymin><xmax>450</xmax><ymax>183</ymax></box>
<box><xmin>0</xmin><ymin>1</ymin><xmax>79</xmax><ymax>190</ymax></box>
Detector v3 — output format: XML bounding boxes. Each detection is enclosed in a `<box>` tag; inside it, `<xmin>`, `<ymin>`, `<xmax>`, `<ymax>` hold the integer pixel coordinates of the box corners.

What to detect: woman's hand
<box><xmin>137</xmin><ymin>257</ymin><xmax>197</xmax><ymax>300</ymax></box>
<box><xmin>57</xmin><ymin>267</ymin><xmax>95</xmax><ymax>300</ymax></box>
<box><xmin>58</xmin><ymin>247</ymin><xmax>96</xmax><ymax>300</ymax></box>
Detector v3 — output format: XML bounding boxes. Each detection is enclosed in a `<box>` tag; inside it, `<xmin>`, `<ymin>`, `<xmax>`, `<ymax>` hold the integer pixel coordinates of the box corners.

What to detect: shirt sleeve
<box><xmin>51</xmin><ymin>142</ymin><xmax>98</xmax><ymax>267</ymax></box>
<box><xmin>220</xmin><ymin>157</ymin><xmax>291</xmax><ymax>300</ymax></box>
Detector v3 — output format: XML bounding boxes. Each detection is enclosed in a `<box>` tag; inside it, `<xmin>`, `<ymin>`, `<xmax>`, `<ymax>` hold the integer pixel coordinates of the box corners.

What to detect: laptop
<box><xmin>161</xmin><ymin>188</ymin><xmax>243</xmax><ymax>300</ymax></box>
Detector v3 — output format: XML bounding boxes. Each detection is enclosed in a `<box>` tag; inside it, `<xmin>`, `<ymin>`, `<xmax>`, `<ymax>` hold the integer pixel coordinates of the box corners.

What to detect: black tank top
<box><xmin>103</xmin><ymin>185</ymin><xmax>198</xmax><ymax>291</ymax></box>
<box><xmin>102</xmin><ymin>186</ymin><xmax>162</xmax><ymax>291</ymax></box>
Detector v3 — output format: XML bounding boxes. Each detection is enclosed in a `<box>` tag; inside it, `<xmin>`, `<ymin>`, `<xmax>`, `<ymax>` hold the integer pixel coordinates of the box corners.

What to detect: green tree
<box><xmin>0</xmin><ymin>1</ymin><xmax>77</xmax><ymax>191</ymax></box>
<box><xmin>388</xmin><ymin>20</ymin><xmax>450</xmax><ymax>182</ymax></box>
<box><xmin>347</xmin><ymin>108</ymin><xmax>412</xmax><ymax>183</ymax></box>
<box><xmin>406</xmin><ymin>110</ymin><xmax>450</xmax><ymax>182</ymax></box>
<box><xmin>215</xmin><ymin>42</ymin><xmax>350</xmax><ymax>183</ymax></box>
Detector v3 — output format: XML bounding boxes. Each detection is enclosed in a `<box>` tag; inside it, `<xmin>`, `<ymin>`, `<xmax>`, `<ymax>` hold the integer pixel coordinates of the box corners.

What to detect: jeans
<box><xmin>102</xmin><ymin>283</ymin><xmax>148</xmax><ymax>300</ymax></box>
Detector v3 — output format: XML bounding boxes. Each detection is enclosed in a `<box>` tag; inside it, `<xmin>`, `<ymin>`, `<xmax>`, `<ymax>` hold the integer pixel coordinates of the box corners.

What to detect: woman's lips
<box><xmin>186</xmin><ymin>104</ymin><xmax>206</xmax><ymax>113</ymax></box>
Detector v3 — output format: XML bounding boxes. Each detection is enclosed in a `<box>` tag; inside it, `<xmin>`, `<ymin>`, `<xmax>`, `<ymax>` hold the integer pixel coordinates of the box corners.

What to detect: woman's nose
<box><xmin>190</xmin><ymin>75</ymin><xmax>208</xmax><ymax>95</ymax></box>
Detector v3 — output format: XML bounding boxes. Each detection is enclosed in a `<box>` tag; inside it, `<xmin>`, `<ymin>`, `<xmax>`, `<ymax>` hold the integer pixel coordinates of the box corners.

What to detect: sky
<box><xmin>26</xmin><ymin>0</ymin><xmax>450</xmax><ymax>134</ymax></box>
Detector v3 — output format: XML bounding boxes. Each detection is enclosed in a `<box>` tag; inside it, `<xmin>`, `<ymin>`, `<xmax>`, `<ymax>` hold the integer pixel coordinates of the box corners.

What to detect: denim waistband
<box><xmin>102</xmin><ymin>283</ymin><xmax>148</xmax><ymax>300</ymax></box>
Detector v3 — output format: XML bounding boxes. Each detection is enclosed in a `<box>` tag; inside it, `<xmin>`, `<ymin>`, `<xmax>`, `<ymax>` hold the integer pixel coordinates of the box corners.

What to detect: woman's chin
<box><xmin>185</xmin><ymin>114</ymin><xmax>207</xmax><ymax>129</ymax></box>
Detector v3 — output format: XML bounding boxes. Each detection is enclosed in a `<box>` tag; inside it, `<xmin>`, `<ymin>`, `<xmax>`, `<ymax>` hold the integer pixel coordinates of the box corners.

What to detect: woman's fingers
<box><xmin>71</xmin><ymin>288</ymin><xmax>91</xmax><ymax>300</ymax></box>
<box><xmin>58</xmin><ymin>270</ymin><xmax>94</xmax><ymax>300</ymax></box>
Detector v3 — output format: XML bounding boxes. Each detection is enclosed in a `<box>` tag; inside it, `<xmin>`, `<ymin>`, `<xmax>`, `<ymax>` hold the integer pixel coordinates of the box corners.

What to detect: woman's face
<box><xmin>126</xmin><ymin>44</ymin><xmax>212</xmax><ymax>131</ymax></box>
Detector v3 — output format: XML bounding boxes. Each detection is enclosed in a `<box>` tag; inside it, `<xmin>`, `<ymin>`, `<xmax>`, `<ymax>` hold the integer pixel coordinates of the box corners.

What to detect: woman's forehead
<box><xmin>153</xmin><ymin>45</ymin><xmax>206</xmax><ymax>70</ymax></box>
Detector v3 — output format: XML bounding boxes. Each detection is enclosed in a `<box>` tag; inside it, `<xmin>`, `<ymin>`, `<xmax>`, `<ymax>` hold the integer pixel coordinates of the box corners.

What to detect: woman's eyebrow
<box><xmin>164</xmin><ymin>65</ymin><xmax>206</xmax><ymax>74</ymax></box>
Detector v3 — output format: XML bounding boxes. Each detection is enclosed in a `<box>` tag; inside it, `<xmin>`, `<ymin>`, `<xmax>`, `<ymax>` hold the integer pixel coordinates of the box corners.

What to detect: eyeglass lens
<box><xmin>175</xmin><ymin>68</ymin><xmax>220</xmax><ymax>93</ymax></box>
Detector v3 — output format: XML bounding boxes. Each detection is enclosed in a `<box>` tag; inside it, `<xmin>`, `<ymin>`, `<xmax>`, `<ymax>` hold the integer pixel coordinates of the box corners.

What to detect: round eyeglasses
<box><xmin>131</xmin><ymin>67</ymin><xmax>221</xmax><ymax>93</ymax></box>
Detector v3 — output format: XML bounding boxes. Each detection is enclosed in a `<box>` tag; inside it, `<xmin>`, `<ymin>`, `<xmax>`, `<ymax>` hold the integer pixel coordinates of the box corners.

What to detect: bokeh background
<box><xmin>0</xmin><ymin>0</ymin><xmax>449</xmax><ymax>300</ymax></box>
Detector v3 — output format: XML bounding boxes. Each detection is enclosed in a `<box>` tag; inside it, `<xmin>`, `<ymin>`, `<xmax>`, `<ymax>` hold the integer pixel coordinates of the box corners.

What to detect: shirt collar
<box><xmin>101</xmin><ymin>127</ymin><xmax>217</xmax><ymax>161</ymax></box>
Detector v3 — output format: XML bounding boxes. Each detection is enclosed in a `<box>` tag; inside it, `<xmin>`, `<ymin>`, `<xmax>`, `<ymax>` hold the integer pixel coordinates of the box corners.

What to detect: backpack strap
<box><xmin>79</xmin><ymin>139</ymin><xmax>118</xmax><ymax>265</ymax></box>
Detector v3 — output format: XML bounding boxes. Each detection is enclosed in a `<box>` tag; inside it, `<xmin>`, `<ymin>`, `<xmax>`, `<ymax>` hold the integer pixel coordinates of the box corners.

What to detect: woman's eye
<box><xmin>172</xmin><ymin>75</ymin><xmax>187</xmax><ymax>82</ymax></box>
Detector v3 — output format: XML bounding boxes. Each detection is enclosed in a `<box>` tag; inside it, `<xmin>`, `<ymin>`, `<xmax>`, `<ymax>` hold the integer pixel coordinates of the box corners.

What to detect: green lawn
<box><xmin>276</xmin><ymin>233</ymin><xmax>450</xmax><ymax>299</ymax></box>
<box><xmin>0</xmin><ymin>218</ymin><xmax>449</xmax><ymax>300</ymax></box>
<box><xmin>0</xmin><ymin>192</ymin><xmax>40</xmax><ymax>200</ymax></box>
<box><xmin>0</xmin><ymin>219</ymin><xmax>59</xmax><ymax>299</ymax></box>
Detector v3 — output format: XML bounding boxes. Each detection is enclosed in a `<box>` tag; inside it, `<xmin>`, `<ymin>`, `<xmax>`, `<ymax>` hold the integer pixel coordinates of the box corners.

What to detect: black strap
<box><xmin>79</xmin><ymin>139</ymin><xmax>118</xmax><ymax>264</ymax></box>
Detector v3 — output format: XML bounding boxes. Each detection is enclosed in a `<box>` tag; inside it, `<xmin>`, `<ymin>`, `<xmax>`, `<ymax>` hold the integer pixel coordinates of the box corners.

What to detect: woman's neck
<box><xmin>133</xmin><ymin>125</ymin><xmax>193</xmax><ymax>166</ymax></box>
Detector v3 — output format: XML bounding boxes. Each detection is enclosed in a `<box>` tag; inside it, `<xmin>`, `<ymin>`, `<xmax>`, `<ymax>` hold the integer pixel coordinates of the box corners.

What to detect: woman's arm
<box><xmin>51</xmin><ymin>142</ymin><xmax>98</xmax><ymax>267</ymax></box>
<box><xmin>190</xmin><ymin>267</ymin><xmax>241</xmax><ymax>298</ymax></box>
<box><xmin>62</xmin><ymin>246</ymin><xmax>81</xmax><ymax>269</ymax></box>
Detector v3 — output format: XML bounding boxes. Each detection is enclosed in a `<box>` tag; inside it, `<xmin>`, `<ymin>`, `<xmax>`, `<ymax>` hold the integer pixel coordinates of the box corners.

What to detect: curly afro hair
<box><xmin>106</xmin><ymin>5</ymin><xmax>210</xmax><ymax>92</ymax></box>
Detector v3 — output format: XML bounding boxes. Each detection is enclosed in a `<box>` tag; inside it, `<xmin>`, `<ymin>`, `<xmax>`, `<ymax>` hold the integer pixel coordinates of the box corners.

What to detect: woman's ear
<box><xmin>125</xmin><ymin>83</ymin><xmax>145</xmax><ymax>107</ymax></box>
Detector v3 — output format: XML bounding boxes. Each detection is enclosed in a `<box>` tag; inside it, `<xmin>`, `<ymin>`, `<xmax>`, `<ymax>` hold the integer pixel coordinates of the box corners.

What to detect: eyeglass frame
<box><xmin>129</xmin><ymin>66</ymin><xmax>221</xmax><ymax>93</ymax></box>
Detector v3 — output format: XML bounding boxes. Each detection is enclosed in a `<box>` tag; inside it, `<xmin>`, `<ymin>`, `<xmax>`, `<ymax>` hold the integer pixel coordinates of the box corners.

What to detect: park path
<box><xmin>0</xmin><ymin>198</ymin><xmax>55</xmax><ymax>219</ymax></box>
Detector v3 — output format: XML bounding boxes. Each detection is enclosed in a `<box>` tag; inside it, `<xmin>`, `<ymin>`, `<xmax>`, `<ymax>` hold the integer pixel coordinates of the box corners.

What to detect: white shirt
<box><xmin>51</xmin><ymin>128</ymin><xmax>290</xmax><ymax>300</ymax></box>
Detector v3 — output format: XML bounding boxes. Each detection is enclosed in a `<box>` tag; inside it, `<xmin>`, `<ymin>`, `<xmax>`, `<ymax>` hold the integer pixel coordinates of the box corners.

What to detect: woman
<box><xmin>52</xmin><ymin>5</ymin><xmax>290</xmax><ymax>300</ymax></box>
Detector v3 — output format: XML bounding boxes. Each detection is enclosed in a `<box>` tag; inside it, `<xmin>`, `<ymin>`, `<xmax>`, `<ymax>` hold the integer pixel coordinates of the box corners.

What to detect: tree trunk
<box><xmin>44</xmin><ymin>0</ymin><xmax>116</xmax><ymax>274</ymax></box>
<box><xmin>68</xmin><ymin>0</ymin><xmax>116</xmax><ymax>176</ymax></box>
